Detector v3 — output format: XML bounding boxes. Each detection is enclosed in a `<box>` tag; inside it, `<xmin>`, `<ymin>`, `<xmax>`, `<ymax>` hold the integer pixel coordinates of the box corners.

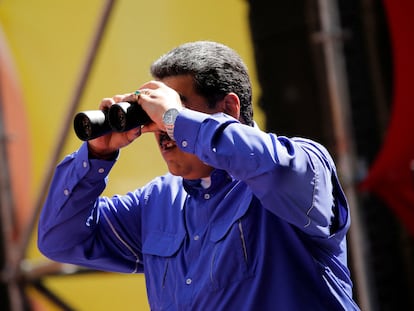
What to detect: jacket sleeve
<box><xmin>174</xmin><ymin>109</ymin><xmax>350</xmax><ymax>240</ymax></box>
<box><xmin>37</xmin><ymin>142</ymin><xmax>144</xmax><ymax>273</ymax></box>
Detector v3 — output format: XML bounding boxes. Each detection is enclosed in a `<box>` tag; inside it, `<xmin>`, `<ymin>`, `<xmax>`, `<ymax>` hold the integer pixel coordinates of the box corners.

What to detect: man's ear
<box><xmin>221</xmin><ymin>92</ymin><xmax>241</xmax><ymax>121</ymax></box>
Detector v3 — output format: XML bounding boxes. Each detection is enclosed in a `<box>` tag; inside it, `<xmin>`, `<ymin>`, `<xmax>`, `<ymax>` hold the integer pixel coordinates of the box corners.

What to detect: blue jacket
<box><xmin>38</xmin><ymin>110</ymin><xmax>360</xmax><ymax>310</ymax></box>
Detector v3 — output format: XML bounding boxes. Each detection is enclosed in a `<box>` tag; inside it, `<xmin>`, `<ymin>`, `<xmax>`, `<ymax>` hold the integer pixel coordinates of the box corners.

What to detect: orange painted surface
<box><xmin>0</xmin><ymin>25</ymin><xmax>32</xmax><ymax>239</ymax></box>
<box><xmin>0</xmin><ymin>1</ymin><xmax>259</xmax><ymax>309</ymax></box>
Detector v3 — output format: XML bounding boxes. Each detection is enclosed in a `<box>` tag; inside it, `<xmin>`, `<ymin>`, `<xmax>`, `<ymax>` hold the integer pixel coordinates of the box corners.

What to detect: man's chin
<box><xmin>166</xmin><ymin>166</ymin><xmax>184</xmax><ymax>177</ymax></box>
<box><xmin>163</xmin><ymin>158</ymin><xmax>182</xmax><ymax>175</ymax></box>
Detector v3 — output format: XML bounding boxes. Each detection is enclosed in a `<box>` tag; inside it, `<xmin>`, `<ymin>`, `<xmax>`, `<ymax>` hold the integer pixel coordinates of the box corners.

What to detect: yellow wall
<box><xmin>0</xmin><ymin>0</ymin><xmax>262</xmax><ymax>309</ymax></box>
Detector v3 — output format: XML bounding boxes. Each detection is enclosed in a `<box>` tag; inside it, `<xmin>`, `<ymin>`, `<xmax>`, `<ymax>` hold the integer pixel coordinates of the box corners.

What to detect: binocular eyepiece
<box><xmin>73</xmin><ymin>101</ymin><xmax>151</xmax><ymax>141</ymax></box>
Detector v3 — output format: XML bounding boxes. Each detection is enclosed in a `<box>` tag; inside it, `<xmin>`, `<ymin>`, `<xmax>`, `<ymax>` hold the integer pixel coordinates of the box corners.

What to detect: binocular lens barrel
<box><xmin>73</xmin><ymin>102</ymin><xmax>151</xmax><ymax>141</ymax></box>
<box><xmin>108</xmin><ymin>102</ymin><xmax>151</xmax><ymax>132</ymax></box>
<box><xmin>73</xmin><ymin>110</ymin><xmax>112</xmax><ymax>141</ymax></box>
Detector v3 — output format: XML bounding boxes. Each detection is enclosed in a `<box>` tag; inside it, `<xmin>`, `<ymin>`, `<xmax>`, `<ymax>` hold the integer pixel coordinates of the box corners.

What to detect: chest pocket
<box><xmin>142</xmin><ymin>231</ymin><xmax>186</xmax><ymax>256</ymax></box>
<box><xmin>208</xmin><ymin>191</ymin><xmax>256</xmax><ymax>291</ymax></box>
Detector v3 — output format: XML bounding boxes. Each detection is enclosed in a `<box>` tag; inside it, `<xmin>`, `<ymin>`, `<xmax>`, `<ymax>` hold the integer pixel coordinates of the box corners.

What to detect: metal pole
<box><xmin>0</xmin><ymin>81</ymin><xmax>24</xmax><ymax>311</ymax></box>
<box><xmin>315</xmin><ymin>0</ymin><xmax>374</xmax><ymax>310</ymax></box>
<box><xmin>360</xmin><ymin>0</ymin><xmax>390</xmax><ymax>139</ymax></box>
<box><xmin>0</xmin><ymin>22</ymin><xmax>29</xmax><ymax>310</ymax></box>
<box><xmin>16</xmin><ymin>0</ymin><xmax>117</xmax><ymax>271</ymax></box>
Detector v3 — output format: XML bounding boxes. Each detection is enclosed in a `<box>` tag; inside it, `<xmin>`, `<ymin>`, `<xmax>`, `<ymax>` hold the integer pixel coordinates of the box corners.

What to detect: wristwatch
<box><xmin>162</xmin><ymin>108</ymin><xmax>181</xmax><ymax>140</ymax></box>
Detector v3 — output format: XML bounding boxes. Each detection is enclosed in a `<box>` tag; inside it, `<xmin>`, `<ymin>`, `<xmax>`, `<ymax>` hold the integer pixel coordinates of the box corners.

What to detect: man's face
<box><xmin>155</xmin><ymin>75</ymin><xmax>221</xmax><ymax>180</ymax></box>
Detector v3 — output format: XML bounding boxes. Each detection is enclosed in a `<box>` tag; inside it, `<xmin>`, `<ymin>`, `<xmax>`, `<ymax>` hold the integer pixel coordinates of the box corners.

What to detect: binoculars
<box><xmin>73</xmin><ymin>101</ymin><xmax>151</xmax><ymax>141</ymax></box>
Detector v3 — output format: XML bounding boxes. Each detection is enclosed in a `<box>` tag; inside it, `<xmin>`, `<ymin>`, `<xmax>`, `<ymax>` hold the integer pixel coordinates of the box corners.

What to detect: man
<box><xmin>38</xmin><ymin>41</ymin><xmax>360</xmax><ymax>310</ymax></box>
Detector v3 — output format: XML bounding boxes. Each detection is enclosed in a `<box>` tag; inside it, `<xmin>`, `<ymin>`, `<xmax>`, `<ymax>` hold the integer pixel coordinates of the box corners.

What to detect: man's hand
<box><xmin>87</xmin><ymin>81</ymin><xmax>183</xmax><ymax>159</ymax></box>
<box><xmin>87</xmin><ymin>93</ymin><xmax>143</xmax><ymax>159</ymax></box>
<box><xmin>136</xmin><ymin>80</ymin><xmax>184</xmax><ymax>135</ymax></box>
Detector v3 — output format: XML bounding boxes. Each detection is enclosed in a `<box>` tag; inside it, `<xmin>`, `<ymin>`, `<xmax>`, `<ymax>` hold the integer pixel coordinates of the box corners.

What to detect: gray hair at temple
<box><xmin>150</xmin><ymin>41</ymin><xmax>254</xmax><ymax>126</ymax></box>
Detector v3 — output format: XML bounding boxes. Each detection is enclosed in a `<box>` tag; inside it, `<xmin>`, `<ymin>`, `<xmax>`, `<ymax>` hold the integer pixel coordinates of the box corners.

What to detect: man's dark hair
<box><xmin>150</xmin><ymin>41</ymin><xmax>254</xmax><ymax>126</ymax></box>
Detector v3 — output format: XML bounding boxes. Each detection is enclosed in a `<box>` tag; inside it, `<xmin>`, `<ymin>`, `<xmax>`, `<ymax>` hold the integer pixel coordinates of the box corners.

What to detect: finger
<box><xmin>121</xmin><ymin>90</ymin><xmax>150</xmax><ymax>104</ymax></box>
<box><xmin>125</xmin><ymin>126</ymin><xmax>142</xmax><ymax>142</ymax></box>
<box><xmin>119</xmin><ymin>92</ymin><xmax>139</xmax><ymax>103</ymax></box>
<box><xmin>137</xmin><ymin>88</ymin><xmax>154</xmax><ymax>99</ymax></box>
<box><xmin>113</xmin><ymin>93</ymin><xmax>135</xmax><ymax>103</ymax></box>
<box><xmin>99</xmin><ymin>97</ymin><xmax>116</xmax><ymax>110</ymax></box>
<box><xmin>141</xmin><ymin>122</ymin><xmax>159</xmax><ymax>134</ymax></box>
<box><xmin>138</xmin><ymin>80</ymin><xmax>163</xmax><ymax>90</ymax></box>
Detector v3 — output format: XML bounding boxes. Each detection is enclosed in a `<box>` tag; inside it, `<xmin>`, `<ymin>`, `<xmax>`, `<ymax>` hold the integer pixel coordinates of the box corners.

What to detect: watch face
<box><xmin>163</xmin><ymin>108</ymin><xmax>180</xmax><ymax>140</ymax></box>
<box><xmin>164</xmin><ymin>108</ymin><xmax>178</xmax><ymax>125</ymax></box>
<box><xmin>166</xmin><ymin>112</ymin><xmax>173</xmax><ymax>123</ymax></box>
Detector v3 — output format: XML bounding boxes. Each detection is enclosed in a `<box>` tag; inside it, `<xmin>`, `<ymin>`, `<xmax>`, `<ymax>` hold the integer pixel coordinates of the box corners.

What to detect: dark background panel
<box><xmin>247</xmin><ymin>0</ymin><xmax>414</xmax><ymax>310</ymax></box>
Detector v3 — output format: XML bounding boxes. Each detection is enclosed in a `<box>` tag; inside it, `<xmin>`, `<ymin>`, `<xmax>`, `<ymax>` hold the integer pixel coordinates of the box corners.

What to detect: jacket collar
<box><xmin>182</xmin><ymin>169</ymin><xmax>233</xmax><ymax>196</ymax></box>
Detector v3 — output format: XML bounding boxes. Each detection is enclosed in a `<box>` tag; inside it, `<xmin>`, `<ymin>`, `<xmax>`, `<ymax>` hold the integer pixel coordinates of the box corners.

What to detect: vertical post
<box><xmin>0</xmin><ymin>1</ymin><xmax>117</xmax><ymax>309</ymax></box>
<box><xmin>315</xmin><ymin>0</ymin><xmax>374</xmax><ymax>310</ymax></box>
<box><xmin>16</xmin><ymin>0</ymin><xmax>117</xmax><ymax>263</ymax></box>
<box><xmin>0</xmin><ymin>80</ymin><xmax>24</xmax><ymax>311</ymax></box>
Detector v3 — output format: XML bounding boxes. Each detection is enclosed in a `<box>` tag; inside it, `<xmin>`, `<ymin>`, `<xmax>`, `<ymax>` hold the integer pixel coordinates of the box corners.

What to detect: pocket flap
<box><xmin>210</xmin><ymin>191</ymin><xmax>252</xmax><ymax>242</ymax></box>
<box><xmin>142</xmin><ymin>230</ymin><xmax>186</xmax><ymax>257</ymax></box>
